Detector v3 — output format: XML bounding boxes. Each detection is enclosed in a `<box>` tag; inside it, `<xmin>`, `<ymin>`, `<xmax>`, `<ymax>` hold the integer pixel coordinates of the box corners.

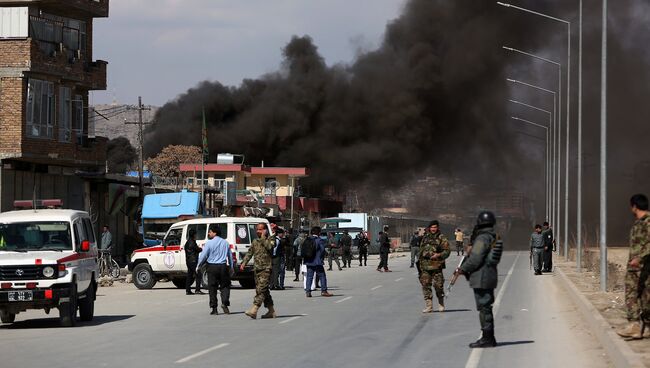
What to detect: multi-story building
<box><xmin>0</xmin><ymin>0</ymin><xmax>109</xmax><ymax>211</ymax></box>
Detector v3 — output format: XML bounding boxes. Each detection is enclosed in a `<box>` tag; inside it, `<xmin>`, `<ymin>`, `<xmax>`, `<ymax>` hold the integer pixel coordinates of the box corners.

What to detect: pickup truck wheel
<box><xmin>59</xmin><ymin>285</ymin><xmax>78</xmax><ymax>327</ymax></box>
<box><xmin>171</xmin><ymin>278</ymin><xmax>186</xmax><ymax>289</ymax></box>
<box><xmin>239</xmin><ymin>279</ymin><xmax>256</xmax><ymax>289</ymax></box>
<box><xmin>0</xmin><ymin>310</ymin><xmax>16</xmax><ymax>324</ymax></box>
<box><xmin>202</xmin><ymin>269</ymin><xmax>209</xmax><ymax>286</ymax></box>
<box><xmin>79</xmin><ymin>282</ymin><xmax>95</xmax><ymax>321</ymax></box>
<box><xmin>133</xmin><ymin>263</ymin><xmax>157</xmax><ymax>289</ymax></box>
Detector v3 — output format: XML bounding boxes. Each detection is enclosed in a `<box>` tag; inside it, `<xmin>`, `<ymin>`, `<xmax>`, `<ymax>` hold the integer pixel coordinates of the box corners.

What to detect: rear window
<box><xmin>235</xmin><ymin>224</ymin><xmax>250</xmax><ymax>244</ymax></box>
<box><xmin>186</xmin><ymin>224</ymin><xmax>207</xmax><ymax>241</ymax></box>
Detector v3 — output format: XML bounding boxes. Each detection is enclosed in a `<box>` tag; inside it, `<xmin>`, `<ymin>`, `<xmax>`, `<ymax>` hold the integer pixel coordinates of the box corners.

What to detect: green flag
<box><xmin>202</xmin><ymin>108</ymin><xmax>209</xmax><ymax>164</ymax></box>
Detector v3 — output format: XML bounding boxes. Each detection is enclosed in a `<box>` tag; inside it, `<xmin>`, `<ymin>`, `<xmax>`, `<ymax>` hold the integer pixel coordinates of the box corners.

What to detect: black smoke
<box><xmin>107</xmin><ymin>136</ymin><xmax>137</xmax><ymax>174</ymax></box>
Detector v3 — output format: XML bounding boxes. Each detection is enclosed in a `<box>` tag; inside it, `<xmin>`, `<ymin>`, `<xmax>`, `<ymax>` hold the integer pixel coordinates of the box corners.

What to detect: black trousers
<box><xmin>271</xmin><ymin>257</ymin><xmax>281</xmax><ymax>288</ymax></box>
<box><xmin>543</xmin><ymin>248</ymin><xmax>553</xmax><ymax>271</ymax></box>
<box><xmin>185</xmin><ymin>261</ymin><xmax>202</xmax><ymax>292</ymax></box>
<box><xmin>294</xmin><ymin>256</ymin><xmax>302</xmax><ymax>280</ymax></box>
<box><xmin>206</xmin><ymin>263</ymin><xmax>230</xmax><ymax>308</ymax></box>
<box><xmin>358</xmin><ymin>249</ymin><xmax>368</xmax><ymax>265</ymax></box>
<box><xmin>378</xmin><ymin>251</ymin><xmax>389</xmax><ymax>270</ymax></box>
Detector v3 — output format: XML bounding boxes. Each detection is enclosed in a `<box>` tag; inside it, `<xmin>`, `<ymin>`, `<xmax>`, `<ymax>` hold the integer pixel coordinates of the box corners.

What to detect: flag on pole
<box><xmin>202</xmin><ymin>108</ymin><xmax>209</xmax><ymax>164</ymax></box>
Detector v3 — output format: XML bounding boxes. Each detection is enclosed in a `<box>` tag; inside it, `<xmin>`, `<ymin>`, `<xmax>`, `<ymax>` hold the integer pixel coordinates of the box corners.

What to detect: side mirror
<box><xmin>81</xmin><ymin>240</ymin><xmax>90</xmax><ymax>252</ymax></box>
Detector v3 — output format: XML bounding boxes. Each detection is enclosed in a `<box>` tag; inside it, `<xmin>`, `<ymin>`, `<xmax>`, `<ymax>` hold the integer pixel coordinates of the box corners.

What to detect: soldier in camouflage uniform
<box><xmin>418</xmin><ymin>220</ymin><xmax>450</xmax><ymax>313</ymax></box>
<box><xmin>617</xmin><ymin>194</ymin><xmax>650</xmax><ymax>339</ymax></box>
<box><xmin>240</xmin><ymin>223</ymin><xmax>277</xmax><ymax>319</ymax></box>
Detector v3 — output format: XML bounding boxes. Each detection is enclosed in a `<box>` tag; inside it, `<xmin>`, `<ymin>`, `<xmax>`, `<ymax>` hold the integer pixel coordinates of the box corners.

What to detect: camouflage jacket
<box><xmin>242</xmin><ymin>235</ymin><xmax>275</xmax><ymax>272</ymax></box>
<box><xmin>417</xmin><ymin>231</ymin><xmax>450</xmax><ymax>271</ymax></box>
<box><xmin>629</xmin><ymin>214</ymin><xmax>650</xmax><ymax>270</ymax></box>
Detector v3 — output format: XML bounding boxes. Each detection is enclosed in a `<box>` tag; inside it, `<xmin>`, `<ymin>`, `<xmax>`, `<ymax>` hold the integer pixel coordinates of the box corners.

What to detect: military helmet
<box><xmin>476</xmin><ymin>211</ymin><xmax>496</xmax><ymax>227</ymax></box>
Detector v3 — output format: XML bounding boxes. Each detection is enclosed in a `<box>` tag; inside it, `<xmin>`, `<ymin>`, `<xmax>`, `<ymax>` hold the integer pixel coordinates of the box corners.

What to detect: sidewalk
<box><xmin>555</xmin><ymin>260</ymin><xmax>649</xmax><ymax>367</ymax></box>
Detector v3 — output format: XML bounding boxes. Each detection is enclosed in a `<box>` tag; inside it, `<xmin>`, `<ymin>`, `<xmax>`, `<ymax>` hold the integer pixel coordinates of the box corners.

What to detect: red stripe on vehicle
<box><xmin>57</xmin><ymin>253</ymin><xmax>96</xmax><ymax>263</ymax></box>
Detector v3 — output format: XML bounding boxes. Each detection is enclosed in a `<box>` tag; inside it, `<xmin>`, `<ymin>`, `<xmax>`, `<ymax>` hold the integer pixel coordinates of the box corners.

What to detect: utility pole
<box><xmin>599</xmin><ymin>0</ymin><xmax>608</xmax><ymax>291</ymax></box>
<box><xmin>125</xmin><ymin>96</ymin><xmax>153</xmax><ymax>202</ymax></box>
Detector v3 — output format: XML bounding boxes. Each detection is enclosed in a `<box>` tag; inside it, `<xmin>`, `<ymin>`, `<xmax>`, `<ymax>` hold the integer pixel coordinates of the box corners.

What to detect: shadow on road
<box><xmin>497</xmin><ymin>340</ymin><xmax>535</xmax><ymax>347</ymax></box>
<box><xmin>1</xmin><ymin>314</ymin><xmax>135</xmax><ymax>329</ymax></box>
<box><xmin>276</xmin><ymin>314</ymin><xmax>307</xmax><ymax>319</ymax></box>
<box><xmin>432</xmin><ymin>309</ymin><xmax>471</xmax><ymax>313</ymax></box>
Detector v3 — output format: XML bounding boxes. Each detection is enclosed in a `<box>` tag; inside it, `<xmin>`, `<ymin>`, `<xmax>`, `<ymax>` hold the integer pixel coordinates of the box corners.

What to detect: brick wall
<box><xmin>0</xmin><ymin>77</ymin><xmax>24</xmax><ymax>156</ymax></box>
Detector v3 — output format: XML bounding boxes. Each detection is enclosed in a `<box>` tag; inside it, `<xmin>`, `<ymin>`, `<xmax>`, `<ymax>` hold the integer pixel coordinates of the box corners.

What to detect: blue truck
<box><xmin>141</xmin><ymin>190</ymin><xmax>202</xmax><ymax>246</ymax></box>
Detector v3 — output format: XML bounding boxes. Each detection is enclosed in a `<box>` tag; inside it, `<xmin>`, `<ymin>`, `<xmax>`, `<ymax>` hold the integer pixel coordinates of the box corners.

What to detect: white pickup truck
<box><xmin>0</xmin><ymin>209</ymin><xmax>98</xmax><ymax>327</ymax></box>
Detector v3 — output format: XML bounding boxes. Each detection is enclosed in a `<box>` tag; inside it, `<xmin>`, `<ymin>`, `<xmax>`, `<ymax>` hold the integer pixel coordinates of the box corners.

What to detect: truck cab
<box><xmin>141</xmin><ymin>190</ymin><xmax>202</xmax><ymax>247</ymax></box>
<box><xmin>0</xmin><ymin>209</ymin><xmax>99</xmax><ymax>327</ymax></box>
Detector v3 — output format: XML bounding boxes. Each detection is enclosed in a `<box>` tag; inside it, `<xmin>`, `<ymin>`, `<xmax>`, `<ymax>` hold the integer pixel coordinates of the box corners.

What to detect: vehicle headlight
<box><xmin>42</xmin><ymin>266</ymin><xmax>55</xmax><ymax>278</ymax></box>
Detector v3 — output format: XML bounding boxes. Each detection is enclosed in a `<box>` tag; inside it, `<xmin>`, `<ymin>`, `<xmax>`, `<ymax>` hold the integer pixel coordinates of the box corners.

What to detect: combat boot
<box><xmin>642</xmin><ymin>321</ymin><xmax>649</xmax><ymax>338</ymax></box>
<box><xmin>438</xmin><ymin>297</ymin><xmax>445</xmax><ymax>312</ymax></box>
<box><xmin>245</xmin><ymin>305</ymin><xmax>259</xmax><ymax>319</ymax></box>
<box><xmin>222</xmin><ymin>305</ymin><xmax>230</xmax><ymax>315</ymax></box>
<box><xmin>616</xmin><ymin>321</ymin><xmax>642</xmax><ymax>339</ymax></box>
<box><xmin>261</xmin><ymin>305</ymin><xmax>277</xmax><ymax>319</ymax></box>
<box><xmin>469</xmin><ymin>330</ymin><xmax>497</xmax><ymax>348</ymax></box>
<box><xmin>422</xmin><ymin>299</ymin><xmax>433</xmax><ymax>313</ymax></box>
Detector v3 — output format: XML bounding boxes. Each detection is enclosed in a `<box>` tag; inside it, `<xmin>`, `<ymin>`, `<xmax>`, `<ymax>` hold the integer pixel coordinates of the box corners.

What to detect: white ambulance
<box><xmin>0</xmin><ymin>209</ymin><xmax>99</xmax><ymax>327</ymax></box>
<box><xmin>128</xmin><ymin>217</ymin><xmax>271</xmax><ymax>289</ymax></box>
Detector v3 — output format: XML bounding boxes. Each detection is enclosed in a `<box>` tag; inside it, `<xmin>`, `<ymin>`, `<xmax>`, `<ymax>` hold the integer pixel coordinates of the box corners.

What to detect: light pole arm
<box><xmin>497</xmin><ymin>2</ymin><xmax>570</xmax><ymax>25</ymax></box>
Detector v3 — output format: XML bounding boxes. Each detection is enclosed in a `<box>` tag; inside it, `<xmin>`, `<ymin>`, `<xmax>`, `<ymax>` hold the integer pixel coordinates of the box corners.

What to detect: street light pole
<box><xmin>599</xmin><ymin>0</ymin><xmax>608</xmax><ymax>291</ymax></box>
<box><xmin>507</xmin><ymin>78</ymin><xmax>558</xmax><ymax>227</ymax></box>
<box><xmin>577</xmin><ymin>0</ymin><xmax>583</xmax><ymax>272</ymax></box>
<box><xmin>498</xmin><ymin>0</ymin><xmax>571</xmax><ymax>260</ymax></box>
<box><xmin>509</xmin><ymin>102</ymin><xmax>552</xmax><ymax>220</ymax></box>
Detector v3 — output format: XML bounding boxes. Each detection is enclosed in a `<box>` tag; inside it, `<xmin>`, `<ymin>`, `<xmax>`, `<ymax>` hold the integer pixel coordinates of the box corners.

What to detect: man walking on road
<box><xmin>541</xmin><ymin>221</ymin><xmax>554</xmax><ymax>272</ymax></box>
<box><xmin>377</xmin><ymin>226</ymin><xmax>392</xmax><ymax>272</ymax></box>
<box><xmin>340</xmin><ymin>230</ymin><xmax>353</xmax><ymax>268</ymax></box>
<box><xmin>617</xmin><ymin>194</ymin><xmax>650</xmax><ymax>339</ymax></box>
<box><xmin>418</xmin><ymin>220</ymin><xmax>450</xmax><ymax>313</ymax></box>
<box><xmin>292</xmin><ymin>230</ymin><xmax>307</xmax><ymax>281</ymax></box>
<box><xmin>358</xmin><ymin>232</ymin><xmax>369</xmax><ymax>266</ymax></box>
<box><xmin>327</xmin><ymin>232</ymin><xmax>342</xmax><ymax>271</ymax></box>
<box><xmin>184</xmin><ymin>229</ymin><xmax>204</xmax><ymax>295</ymax></box>
<box><xmin>240</xmin><ymin>223</ymin><xmax>277</xmax><ymax>319</ymax></box>
<box><xmin>304</xmin><ymin>226</ymin><xmax>333</xmax><ymax>298</ymax></box>
<box><xmin>530</xmin><ymin>225</ymin><xmax>544</xmax><ymax>275</ymax></box>
<box><xmin>197</xmin><ymin>225</ymin><xmax>233</xmax><ymax>315</ymax></box>
<box><xmin>454</xmin><ymin>228</ymin><xmax>464</xmax><ymax>256</ymax></box>
<box><xmin>410</xmin><ymin>230</ymin><xmax>421</xmax><ymax>268</ymax></box>
<box><xmin>271</xmin><ymin>228</ymin><xmax>286</xmax><ymax>290</ymax></box>
<box><xmin>454</xmin><ymin>211</ymin><xmax>502</xmax><ymax>348</ymax></box>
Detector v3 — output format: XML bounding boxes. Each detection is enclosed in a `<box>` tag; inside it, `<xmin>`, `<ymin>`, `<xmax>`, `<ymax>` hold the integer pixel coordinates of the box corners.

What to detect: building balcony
<box><xmin>0</xmin><ymin>38</ymin><xmax>107</xmax><ymax>90</ymax></box>
<box><xmin>0</xmin><ymin>0</ymin><xmax>109</xmax><ymax>18</ymax></box>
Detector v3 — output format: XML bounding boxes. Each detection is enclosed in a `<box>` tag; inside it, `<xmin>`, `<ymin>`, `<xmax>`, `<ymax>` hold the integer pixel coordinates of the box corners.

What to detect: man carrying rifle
<box><xmin>418</xmin><ymin>220</ymin><xmax>450</xmax><ymax>313</ymax></box>
<box><xmin>617</xmin><ymin>194</ymin><xmax>650</xmax><ymax>339</ymax></box>
<box><xmin>452</xmin><ymin>211</ymin><xmax>502</xmax><ymax>348</ymax></box>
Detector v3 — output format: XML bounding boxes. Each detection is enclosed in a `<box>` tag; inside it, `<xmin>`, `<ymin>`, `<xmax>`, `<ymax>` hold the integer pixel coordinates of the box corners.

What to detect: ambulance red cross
<box><xmin>0</xmin><ymin>209</ymin><xmax>99</xmax><ymax>327</ymax></box>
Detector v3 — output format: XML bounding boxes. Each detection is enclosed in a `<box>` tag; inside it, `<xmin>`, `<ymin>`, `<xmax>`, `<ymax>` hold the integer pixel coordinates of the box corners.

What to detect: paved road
<box><xmin>0</xmin><ymin>252</ymin><xmax>612</xmax><ymax>368</ymax></box>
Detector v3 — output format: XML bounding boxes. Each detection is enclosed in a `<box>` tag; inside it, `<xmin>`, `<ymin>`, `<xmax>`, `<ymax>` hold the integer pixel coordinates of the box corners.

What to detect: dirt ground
<box><xmin>556</xmin><ymin>247</ymin><xmax>649</xmax><ymax>365</ymax></box>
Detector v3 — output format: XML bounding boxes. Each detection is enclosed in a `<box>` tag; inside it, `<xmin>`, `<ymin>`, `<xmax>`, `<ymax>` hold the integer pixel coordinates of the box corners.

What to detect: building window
<box><xmin>26</xmin><ymin>79</ymin><xmax>55</xmax><ymax>139</ymax></box>
<box><xmin>58</xmin><ymin>87</ymin><xmax>71</xmax><ymax>142</ymax></box>
<box><xmin>73</xmin><ymin>94</ymin><xmax>84</xmax><ymax>144</ymax></box>
<box><xmin>29</xmin><ymin>13</ymin><xmax>86</xmax><ymax>59</ymax></box>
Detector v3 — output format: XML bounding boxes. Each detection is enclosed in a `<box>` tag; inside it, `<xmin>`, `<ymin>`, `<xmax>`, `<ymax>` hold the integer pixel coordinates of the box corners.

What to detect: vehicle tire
<box><xmin>59</xmin><ymin>285</ymin><xmax>78</xmax><ymax>327</ymax></box>
<box><xmin>202</xmin><ymin>269</ymin><xmax>209</xmax><ymax>287</ymax></box>
<box><xmin>239</xmin><ymin>279</ymin><xmax>256</xmax><ymax>289</ymax></box>
<box><xmin>133</xmin><ymin>263</ymin><xmax>157</xmax><ymax>289</ymax></box>
<box><xmin>110</xmin><ymin>259</ymin><xmax>121</xmax><ymax>279</ymax></box>
<box><xmin>78</xmin><ymin>282</ymin><xmax>95</xmax><ymax>322</ymax></box>
<box><xmin>0</xmin><ymin>310</ymin><xmax>16</xmax><ymax>324</ymax></box>
<box><xmin>171</xmin><ymin>278</ymin><xmax>186</xmax><ymax>289</ymax></box>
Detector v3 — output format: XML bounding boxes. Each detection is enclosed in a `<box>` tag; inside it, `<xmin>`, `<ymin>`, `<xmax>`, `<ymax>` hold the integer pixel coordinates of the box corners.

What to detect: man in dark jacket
<box><xmin>357</xmin><ymin>232</ymin><xmax>369</xmax><ymax>266</ymax></box>
<box><xmin>304</xmin><ymin>226</ymin><xmax>334</xmax><ymax>298</ymax></box>
<box><xmin>184</xmin><ymin>229</ymin><xmax>204</xmax><ymax>295</ymax></box>
<box><xmin>339</xmin><ymin>230</ymin><xmax>353</xmax><ymax>268</ymax></box>
<box><xmin>377</xmin><ymin>226</ymin><xmax>392</xmax><ymax>272</ymax></box>
<box><xmin>271</xmin><ymin>228</ymin><xmax>285</xmax><ymax>290</ymax></box>
<box><xmin>455</xmin><ymin>211</ymin><xmax>501</xmax><ymax>348</ymax></box>
<box><xmin>541</xmin><ymin>221</ymin><xmax>554</xmax><ymax>272</ymax></box>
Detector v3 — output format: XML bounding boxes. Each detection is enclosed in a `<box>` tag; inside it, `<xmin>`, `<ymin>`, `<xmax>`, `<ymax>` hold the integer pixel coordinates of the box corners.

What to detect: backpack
<box><xmin>486</xmin><ymin>235</ymin><xmax>503</xmax><ymax>266</ymax></box>
<box><xmin>301</xmin><ymin>236</ymin><xmax>317</xmax><ymax>261</ymax></box>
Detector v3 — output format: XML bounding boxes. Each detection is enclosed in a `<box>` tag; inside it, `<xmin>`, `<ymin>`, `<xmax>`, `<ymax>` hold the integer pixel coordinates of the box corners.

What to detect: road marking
<box><xmin>371</xmin><ymin>285</ymin><xmax>383</xmax><ymax>291</ymax></box>
<box><xmin>181</xmin><ymin>300</ymin><xmax>204</xmax><ymax>306</ymax></box>
<box><xmin>175</xmin><ymin>342</ymin><xmax>230</xmax><ymax>363</ymax></box>
<box><xmin>395</xmin><ymin>277</ymin><xmax>404</xmax><ymax>282</ymax></box>
<box><xmin>278</xmin><ymin>314</ymin><xmax>307</xmax><ymax>324</ymax></box>
<box><xmin>464</xmin><ymin>252</ymin><xmax>520</xmax><ymax>368</ymax></box>
<box><xmin>335</xmin><ymin>296</ymin><xmax>353</xmax><ymax>304</ymax></box>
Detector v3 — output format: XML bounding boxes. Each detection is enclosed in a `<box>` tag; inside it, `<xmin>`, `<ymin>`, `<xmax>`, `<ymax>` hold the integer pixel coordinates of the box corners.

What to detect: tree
<box><xmin>145</xmin><ymin>145</ymin><xmax>201</xmax><ymax>178</ymax></box>
<box><xmin>106</xmin><ymin>137</ymin><xmax>137</xmax><ymax>174</ymax></box>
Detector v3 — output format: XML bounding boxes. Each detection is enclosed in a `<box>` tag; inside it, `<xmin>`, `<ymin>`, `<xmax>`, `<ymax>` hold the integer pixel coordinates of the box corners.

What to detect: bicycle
<box><xmin>98</xmin><ymin>248</ymin><xmax>120</xmax><ymax>279</ymax></box>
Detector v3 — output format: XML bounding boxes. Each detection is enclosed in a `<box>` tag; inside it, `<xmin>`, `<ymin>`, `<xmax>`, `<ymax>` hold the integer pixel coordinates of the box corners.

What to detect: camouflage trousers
<box><xmin>626</xmin><ymin>270</ymin><xmax>650</xmax><ymax>322</ymax></box>
<box><xmin>253</xmin><ymin>268</ymin><xmax>274</xmax><ymax>308</ymax></box>
<box><xmin>420</xmin><ymin>269</ymin><xmax>445</xmax><ymax>302</ymax></box>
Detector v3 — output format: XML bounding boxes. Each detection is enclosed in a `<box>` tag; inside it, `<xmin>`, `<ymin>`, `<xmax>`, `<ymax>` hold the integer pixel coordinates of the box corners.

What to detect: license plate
<box><xmin>8</xmin><ymin>291</ymin><xmax>33</xmax><ymax>302</ymax></box>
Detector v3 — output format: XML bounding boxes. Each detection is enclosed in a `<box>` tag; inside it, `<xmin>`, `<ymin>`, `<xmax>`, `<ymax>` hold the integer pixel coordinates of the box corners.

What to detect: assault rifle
<box><xmin>446</xmin><ymin>255</ymin><xmax>466</xmax><ymax>298</ymax></box>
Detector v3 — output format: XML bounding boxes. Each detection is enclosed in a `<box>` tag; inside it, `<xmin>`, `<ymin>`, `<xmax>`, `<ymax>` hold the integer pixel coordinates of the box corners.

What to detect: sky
<box><xmin>90</xmin><ymin>0</ymin><xmax>406</xmax><ymax>107</ymax></box>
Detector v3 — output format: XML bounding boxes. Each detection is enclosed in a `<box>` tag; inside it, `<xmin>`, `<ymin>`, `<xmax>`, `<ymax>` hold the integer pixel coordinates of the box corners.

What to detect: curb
<box><xmin>556</xmin><ymin>267</ymin><xmax>646</xmax><ymax>368</ymax></box>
